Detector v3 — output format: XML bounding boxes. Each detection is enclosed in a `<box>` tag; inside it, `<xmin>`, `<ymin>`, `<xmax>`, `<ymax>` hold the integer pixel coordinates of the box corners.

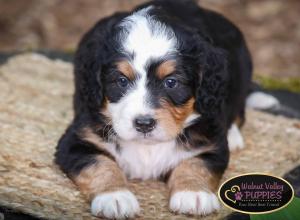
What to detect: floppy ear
<box><xmin>195</xmin><ymin>45</ymin><xmax>228</xmax><ymax>119</ymax></box>
<box><xmin>73</xmin><ymin>13</ymin><xmax>126</xmax><ymax>116</ymax></box>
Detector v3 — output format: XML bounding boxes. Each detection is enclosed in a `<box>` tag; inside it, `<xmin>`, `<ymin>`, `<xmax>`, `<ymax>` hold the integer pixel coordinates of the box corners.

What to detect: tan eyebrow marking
<box><xmin>156</xmin><ymin>60</ymin><xmax>176</xmax><ymax>79</ymax></box>
<box><xmin>116</xmin><ymin>60</ymin><xmax>135</xmax><ymax>80</ymax></box>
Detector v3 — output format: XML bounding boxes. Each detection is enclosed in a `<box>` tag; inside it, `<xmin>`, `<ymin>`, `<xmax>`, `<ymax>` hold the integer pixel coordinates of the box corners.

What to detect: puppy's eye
<box><xmin>164</xmin><ymin>77</ymin><xmax>177</xmax><ymax>89</ymax></box>
<box><xmin>117</xmin><ymin>76</ymin><xmax>129</xmax><ymax>88</ymax></box>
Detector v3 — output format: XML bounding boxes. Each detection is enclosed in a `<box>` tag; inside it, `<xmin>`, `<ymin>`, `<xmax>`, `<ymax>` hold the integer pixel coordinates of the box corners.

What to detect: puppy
<box><xmin>55</xmin><ymin>0</ymin><xmax>252</xmax><ymax>218</ymax></box>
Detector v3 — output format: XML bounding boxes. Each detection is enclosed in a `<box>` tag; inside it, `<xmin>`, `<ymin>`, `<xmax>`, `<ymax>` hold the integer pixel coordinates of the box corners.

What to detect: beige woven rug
<box><xmin>0</xmin><ymin>53</ymin><xmax>300</xmax><ymax>220</ymax></box>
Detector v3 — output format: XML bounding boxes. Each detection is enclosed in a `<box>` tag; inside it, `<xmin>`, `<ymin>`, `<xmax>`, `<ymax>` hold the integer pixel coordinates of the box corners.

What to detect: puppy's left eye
<box><xmin>164</xmin><ymin>77</ymin><xmax>177</xmax><ymax>89</ymax></box>
<box><xmin>117</xmin><ymin>76</ymin><xmax>129</xmax><ymax>88</ymax></box>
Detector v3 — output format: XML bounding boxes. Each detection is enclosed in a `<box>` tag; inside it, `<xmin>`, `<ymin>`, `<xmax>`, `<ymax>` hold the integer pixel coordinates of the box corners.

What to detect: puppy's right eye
<box><xmin>117</xmin><ymin>76</ymin><xmax>129</xmax><ymax>88</ymax></box>
<box><xmin>164</xmin><ymin>77</ymin><xmax>178</xmax><ymax>89</ymax></box>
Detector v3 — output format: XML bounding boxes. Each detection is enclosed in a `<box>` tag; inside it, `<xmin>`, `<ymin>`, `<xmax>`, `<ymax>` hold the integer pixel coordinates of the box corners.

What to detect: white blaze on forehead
<box><xmin>108</xmin><ymin>7</ymin><xmax>177</xmax><ymax>141</ymax></box>
<box><xmin>120</xmin><ymin>6</ymin><xmax>177</xmax><ymax>74</ymax></box>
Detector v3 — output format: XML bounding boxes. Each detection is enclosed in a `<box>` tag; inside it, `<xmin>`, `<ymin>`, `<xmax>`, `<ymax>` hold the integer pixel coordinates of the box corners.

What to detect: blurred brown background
<box><xmin>0</xmin><ymin>0</ymin><xmax>299</xmax><ymax>78</ymax></box>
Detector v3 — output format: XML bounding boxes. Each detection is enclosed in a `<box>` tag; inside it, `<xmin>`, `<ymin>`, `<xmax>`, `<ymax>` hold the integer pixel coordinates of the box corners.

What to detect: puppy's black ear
<box><xmin>73</xmin><ymin>13</ymin><xmax>126</xmax><ymax>116</ymax></box>
<box><xmin>195</xmin><ymin>45</ymin><xmax>228</xmax><ymax>119</ymax></box>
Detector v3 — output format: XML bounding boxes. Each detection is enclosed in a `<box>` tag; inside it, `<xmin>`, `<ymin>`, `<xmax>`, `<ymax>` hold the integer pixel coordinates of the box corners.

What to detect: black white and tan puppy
<box><xmin>55</xmin><ymin>0</ymin><xmax>252</xmax><ymax>218</ymax></box>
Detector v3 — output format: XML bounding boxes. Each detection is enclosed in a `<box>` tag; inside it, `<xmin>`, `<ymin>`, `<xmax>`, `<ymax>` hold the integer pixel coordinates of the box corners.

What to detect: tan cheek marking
<box><xmin>116</xmin><ymin>60</ymin><xmax>135</xmax><ymax>80</ymax></box>
<box><xmin>168</xmin><ymin>157</ymin><xmax>221</xmax><ymax>194</ymax></box>
<box><xmin>166</xmin><ymin>98</ymin><xmax>195</xmax><ymax>124</ymax></box>
<box><xmin>100</xmin><ymin>97</ymin><xmax>112</xmax><ymax>121</ymax></box>
<box><xmin>156</xmin><ymin>60</ymin><xmax>176</xmax><ymax>79</ymax></box>
<box><xmin>102</xmin><ymin>97</ymin><xmax>108</xmax><ymax>109</ymax></box>
<box><xmin>156</xmin><ymin>98</ymin><xmax>195</xmax><ymax>137</ymax></box>
<box><xmin>155</xmin><ymin>107</ymin><xmax>180</xmax><ymax>137</ymax></box>
<box><xmin>73</xmin><ymin>155</ymin><xmax>127</xmax><ymax>200</ymax></box>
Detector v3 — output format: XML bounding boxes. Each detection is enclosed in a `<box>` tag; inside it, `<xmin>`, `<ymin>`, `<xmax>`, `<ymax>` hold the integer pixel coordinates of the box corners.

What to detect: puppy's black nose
<box><xmin>134</xmin><ymin>115</ymin><xmax>156</xmax><ymax>133</ymax></box>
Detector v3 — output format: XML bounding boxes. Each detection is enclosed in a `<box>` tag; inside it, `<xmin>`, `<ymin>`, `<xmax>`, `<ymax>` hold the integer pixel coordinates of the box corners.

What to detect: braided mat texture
<box><xmin>0</xmin><ymin>53</ymin><xmax>300</xmax><ymax>220</ymax></box>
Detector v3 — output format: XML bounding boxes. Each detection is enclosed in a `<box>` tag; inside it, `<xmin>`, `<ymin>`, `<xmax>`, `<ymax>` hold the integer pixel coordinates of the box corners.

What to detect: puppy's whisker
<box><xmin>177</xmin><ymin>132</ymin><xmax>189</xmax><ymax>148</ymax></box>
<box><xmin>102</xmin><ymin>121</ymin><xmax>114</xmax><ymax>140</ymax></box>
<box><xmin>106</xmin><ymin>125</ymin><xmax>117</xmax><ymax>142</ymax></box>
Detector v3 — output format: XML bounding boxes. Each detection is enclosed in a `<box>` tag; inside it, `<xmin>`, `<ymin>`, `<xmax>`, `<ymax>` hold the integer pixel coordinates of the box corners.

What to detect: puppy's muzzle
<box><xmin>134</xmin><ymin>115</ymin><xmax>156</xmax><ymax>133</ymax></box>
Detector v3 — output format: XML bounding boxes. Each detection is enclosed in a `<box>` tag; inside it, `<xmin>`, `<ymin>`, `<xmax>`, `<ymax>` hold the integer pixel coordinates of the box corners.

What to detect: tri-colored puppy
<box><xmin>55</xmin><ymin>0</ymin><xmax>252</xmax><ymax>218</ymax></box>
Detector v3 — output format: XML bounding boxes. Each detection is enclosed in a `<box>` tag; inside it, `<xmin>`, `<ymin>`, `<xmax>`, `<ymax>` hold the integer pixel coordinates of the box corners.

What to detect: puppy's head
<box><xmin>75</xmin><ymin>7</ymin><xmax>227</xmax><ymax>143</ymax></box>
<box><xmin>103</xmin><ymin>57</ymin><xmax>196</xmax><ymax>142</ymax></box>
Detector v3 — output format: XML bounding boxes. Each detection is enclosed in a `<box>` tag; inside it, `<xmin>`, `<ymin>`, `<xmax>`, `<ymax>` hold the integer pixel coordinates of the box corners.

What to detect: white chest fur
<box><xmin>105</xmin><ymin>139</ymin><xmax>201</xmax><ymax>180</ymax></box>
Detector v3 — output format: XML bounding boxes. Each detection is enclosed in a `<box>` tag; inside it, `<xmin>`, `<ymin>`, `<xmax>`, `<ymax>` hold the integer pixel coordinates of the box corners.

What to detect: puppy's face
<box><xmin>103</xmin><ymin>59</ymin><xmax>197</xmax><ymax>142</ymax></box>
<box><xmin>101</xmin><ymin>8</ymin><xmax>200</xmax><ymax>142</ymax></box>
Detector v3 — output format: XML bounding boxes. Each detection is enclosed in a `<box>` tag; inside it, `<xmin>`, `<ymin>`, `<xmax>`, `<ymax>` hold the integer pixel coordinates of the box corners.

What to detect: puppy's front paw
<box><xmin>91</xmin><ymin>190</ymin><xmax>140</xmax><ymax>219</ymax></box>
<box><xmin>169</xmin><ymin>191</ymin><xmax>220</xmax><ymax>215</ymax></box>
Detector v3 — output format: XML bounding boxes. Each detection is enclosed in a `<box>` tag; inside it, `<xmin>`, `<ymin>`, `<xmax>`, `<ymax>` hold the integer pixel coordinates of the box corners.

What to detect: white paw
<box><xmin>227</xmin><ymin>124</ymin><xmax>244</xmax><ymax>151</ymax></box>
<box><xmin>246</xmin><ymin>91</ymin><xmax>279</xmax><ymax>110</ymax></box>
<box><xmin>169</xmin><ymin>191</ymin><xmax>220</xmax><ymax>215</ymax></box>
<box><xmin>91</xmin><ymin>190</ymin><xmax>140</xmax><ymax>219</ymax></box>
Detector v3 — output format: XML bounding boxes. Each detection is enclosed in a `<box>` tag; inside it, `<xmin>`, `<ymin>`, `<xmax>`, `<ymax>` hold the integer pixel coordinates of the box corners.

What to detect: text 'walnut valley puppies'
<box><xmin>55</xmin><ymin>0</ymin><xmax>252</xmax><ymax>218</ymax></box>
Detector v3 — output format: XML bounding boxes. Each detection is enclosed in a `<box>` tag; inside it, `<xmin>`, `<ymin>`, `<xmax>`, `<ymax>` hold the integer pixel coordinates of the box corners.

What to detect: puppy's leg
<box><xmin>75</xmin><ymin>155</ymin><xmax>140</xmax><ymax>219</ymax></box>
<box><xmin>227</xmin><ymin>123</ymin><xmax>244</xmax><ymax>151</ymax></box>
<box><xmin>55</xmin><ymin>127</ymin><xmax>139</xmax><ymax>219</ymax></box>
<box><xmin>167</xmin><ymin>157</ymin><xmax>222</xmax><ymax>215</ymax></box>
